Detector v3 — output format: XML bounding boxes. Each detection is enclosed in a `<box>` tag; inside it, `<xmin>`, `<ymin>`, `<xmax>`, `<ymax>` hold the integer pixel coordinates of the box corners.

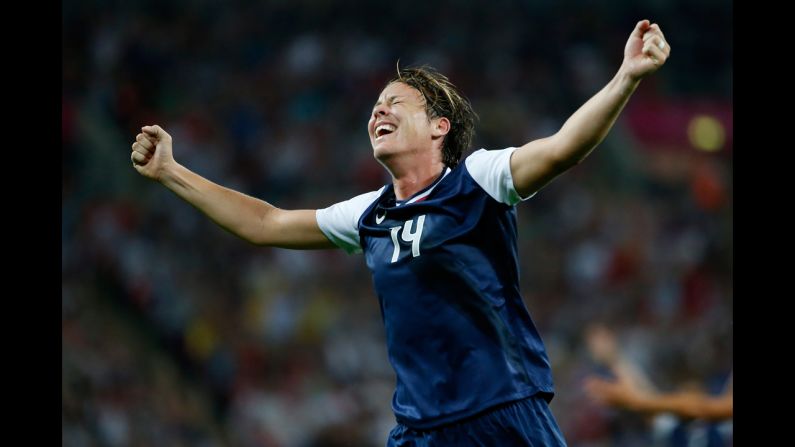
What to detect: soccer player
<box><xmin>131</xmin><ymin>20</ymin><xmax>669</xmax><ymax>446</ymax></box>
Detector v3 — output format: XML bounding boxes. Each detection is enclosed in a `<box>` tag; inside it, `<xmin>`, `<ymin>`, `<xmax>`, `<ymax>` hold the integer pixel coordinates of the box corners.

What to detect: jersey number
<box><xmin>388</xmin><ymin>215</ymin><xmax>426</xmax><ymax>263</ymax></box>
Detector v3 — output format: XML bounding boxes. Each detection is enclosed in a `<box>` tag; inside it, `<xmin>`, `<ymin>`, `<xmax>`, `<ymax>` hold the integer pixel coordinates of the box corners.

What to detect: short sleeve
<box><xmin>316</xmin><ymin>187</ymin><xmax>384</xmax><ymax>254</ymax></box>
<box><xmin>464</xmin><ymin>148</ymin><xmax>536</xmax><ymax>206</ymax></box>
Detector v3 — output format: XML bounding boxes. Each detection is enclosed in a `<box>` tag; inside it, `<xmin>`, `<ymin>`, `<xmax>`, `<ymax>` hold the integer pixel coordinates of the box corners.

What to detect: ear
<box><xmin>432</xmin><ymin>117</ymin><xmax>451</xmax><ymax>139</ymax></box>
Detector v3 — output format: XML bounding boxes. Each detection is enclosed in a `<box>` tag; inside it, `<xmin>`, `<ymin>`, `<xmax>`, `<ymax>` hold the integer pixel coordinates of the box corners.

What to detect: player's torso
<box><xmin>359</xmin><ymin>165</ymin><xmax>519</xmax><ymax>298</ymax></box>
<box><xmin>356</xmin><ymin>164</ymin><xmax>551</xmax><ymax>427</ymax></box>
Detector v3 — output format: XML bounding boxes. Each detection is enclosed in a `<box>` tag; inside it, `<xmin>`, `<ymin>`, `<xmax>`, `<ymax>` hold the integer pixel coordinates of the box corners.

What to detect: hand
<box><xmin>621</xmin><ymin>20</ymin><xmax>670</xmax><ymax>81</ymax></box>
<box><xmin>131</xmin><ymin>125</ymin><xmax>176</xmax><ymax>182</ymax></box>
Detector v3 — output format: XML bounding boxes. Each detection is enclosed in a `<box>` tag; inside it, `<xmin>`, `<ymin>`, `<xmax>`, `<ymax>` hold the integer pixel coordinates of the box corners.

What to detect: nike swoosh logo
<box><xmin>375</xmin><ymin>212</ymin><xmax>386</xmax><ymax>224</ymax></box>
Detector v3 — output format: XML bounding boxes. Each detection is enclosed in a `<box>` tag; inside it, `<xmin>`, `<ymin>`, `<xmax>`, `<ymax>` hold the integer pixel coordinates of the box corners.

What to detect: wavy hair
<box><xmin>389</xmin><ymin>64</ymin><xmax>477</xmax><ymax>168</ymax></box>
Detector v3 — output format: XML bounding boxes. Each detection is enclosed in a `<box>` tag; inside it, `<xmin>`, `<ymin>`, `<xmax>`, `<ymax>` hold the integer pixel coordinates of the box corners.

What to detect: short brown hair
<box><xmin>390</xmin><ymin>65</ymin><xmax>477</xmax><ymax>168</ymax></box>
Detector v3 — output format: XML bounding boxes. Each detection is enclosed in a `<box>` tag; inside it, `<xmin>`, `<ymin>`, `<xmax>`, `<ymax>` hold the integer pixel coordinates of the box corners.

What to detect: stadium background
<box><xmin>62</xmin><ymin>0</ymin><xmax>732</xmax><ymax>445</ymax></box>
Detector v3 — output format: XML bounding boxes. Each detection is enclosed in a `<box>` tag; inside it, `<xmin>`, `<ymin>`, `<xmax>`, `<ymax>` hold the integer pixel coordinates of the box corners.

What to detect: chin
<box><xmin>373</xmin><ymin>141</ymin><xmax>398</xmax><ymax>161</ymax></box>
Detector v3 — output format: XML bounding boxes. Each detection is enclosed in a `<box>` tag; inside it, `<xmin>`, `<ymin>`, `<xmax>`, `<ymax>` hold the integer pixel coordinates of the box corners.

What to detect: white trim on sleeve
<box><xmin>316</xmin><ymin>187</ymin><xmax>384</xmax><ymax>254</ymax></box>
<box><xmin>464</xmin><ymin>148</ymin><xmax>536</xmax><ymax>206</ymax></box>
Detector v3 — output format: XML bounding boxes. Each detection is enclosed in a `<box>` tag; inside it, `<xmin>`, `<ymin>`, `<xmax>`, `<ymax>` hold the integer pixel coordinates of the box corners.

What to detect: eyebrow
<box><xmin>374</xmin><ymin>95</ymin><xmax>403</xmax><ymax>107</ymax></box>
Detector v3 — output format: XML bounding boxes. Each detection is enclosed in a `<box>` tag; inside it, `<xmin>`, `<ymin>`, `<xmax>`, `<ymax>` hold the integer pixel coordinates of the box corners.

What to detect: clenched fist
<box><xmin>622</xmin><ymin>19</ymin><xmax>670</xmax><ymax>81</ymax></box>
<box><xmin>131</xmin><ymin>125</ymin><xmax>176</xmax><ymax>182</ymax></box>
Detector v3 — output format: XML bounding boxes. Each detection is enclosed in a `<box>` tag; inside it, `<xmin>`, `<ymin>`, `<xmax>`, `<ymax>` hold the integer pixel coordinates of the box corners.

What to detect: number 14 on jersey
<box><xmin>388</xmin><ymin>215</ymin><xmax>426</xmax><ymax>263</ymax></box>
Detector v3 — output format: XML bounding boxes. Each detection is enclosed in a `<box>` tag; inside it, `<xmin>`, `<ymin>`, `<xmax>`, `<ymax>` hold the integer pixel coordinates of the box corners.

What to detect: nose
<box><xmin>372</xmin><ymin>103</ymin><xmax>389</xmax><ymax>118</ymax></box>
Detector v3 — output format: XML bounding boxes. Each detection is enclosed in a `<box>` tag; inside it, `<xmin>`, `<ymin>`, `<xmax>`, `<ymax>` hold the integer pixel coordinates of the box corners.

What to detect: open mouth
<box><xmin>375</xmin><ymin>123</ymin><xmax>396</xmax><ymax>138</ymax></box>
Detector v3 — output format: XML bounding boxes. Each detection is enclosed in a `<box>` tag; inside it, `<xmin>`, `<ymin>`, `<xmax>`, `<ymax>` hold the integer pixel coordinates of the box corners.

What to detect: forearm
<box><xmin>631</xmin><ymin>391</ymin><xmax>733</xmax><ymax>421</ymax></box>
<box><xmin>551</xmin><ymin>66</ymin><xmax>640</xmax><ymax>167</ymax></box>
<box><xmin>159</xmin><ymin>163</ymin><xmax>286</xmax><ymax>245</ymax></box>
<box><xmin>510</xmin><ymin>67</ymin><xmax>641</xmax><ymax>197</ymax></box>
<box><xmin>511</xmin><ymin>20</ymin><xmax>668</xmax><ymax>197</ymax></box>
<box><xmin>134</xmin><ymin>125</ymin><xmax>331</xmax><ymax>248</ymax></box>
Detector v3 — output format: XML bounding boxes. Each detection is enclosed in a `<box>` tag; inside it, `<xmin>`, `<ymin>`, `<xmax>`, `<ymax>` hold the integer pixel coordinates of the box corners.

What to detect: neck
<box><xmin>379</xmin><ymin>150</ymin><xmax>446</xmax><ymax>200</ymax></box>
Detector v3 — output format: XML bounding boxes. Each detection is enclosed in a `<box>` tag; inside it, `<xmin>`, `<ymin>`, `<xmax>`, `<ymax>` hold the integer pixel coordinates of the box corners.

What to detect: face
<box><xmin>368</xmin><ymin>82</ymin><xmax>445</xmax><ymax>162</ymax></box>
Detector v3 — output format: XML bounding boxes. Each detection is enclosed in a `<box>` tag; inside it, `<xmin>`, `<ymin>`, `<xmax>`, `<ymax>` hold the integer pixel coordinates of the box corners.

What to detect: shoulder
<box><xmin>463</xmin><ymin>148</ymin><xmax>533</xmax><ymax>205</ymax></box>
<box><xmin>317</xmin><ymin>186</ymin><xmax>385</xmax><ymax>224</ymax></box>
<box><xmin>316</xmin><ymin>186</ymin><xmax>386</xmax><ymax>254</ymax></box>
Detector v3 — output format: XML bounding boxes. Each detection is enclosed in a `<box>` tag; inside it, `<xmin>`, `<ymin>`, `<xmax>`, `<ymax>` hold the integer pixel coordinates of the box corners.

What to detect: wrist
<box><xmin>158</xmin><ymin>161</ymin><xmax>183</xmax><ymax>186</ymax></box>
<box><xmin>615</xmin><ymin>64</ymin><xmax>642</xmax><ymax>94</ymax></box>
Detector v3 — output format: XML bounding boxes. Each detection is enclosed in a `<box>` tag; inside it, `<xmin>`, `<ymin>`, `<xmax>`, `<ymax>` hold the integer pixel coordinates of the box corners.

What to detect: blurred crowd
<box><xmin>63</xmin><ymin>0</ymin><xmax>732</xmax><ymax>446</ymax></box>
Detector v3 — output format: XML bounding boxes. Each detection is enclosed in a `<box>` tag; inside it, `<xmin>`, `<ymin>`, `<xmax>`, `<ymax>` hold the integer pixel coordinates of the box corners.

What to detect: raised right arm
<box><xmin>131</xmin><ymin>125</ymin><xmax>335</xmax><ymax>249</ymax></box>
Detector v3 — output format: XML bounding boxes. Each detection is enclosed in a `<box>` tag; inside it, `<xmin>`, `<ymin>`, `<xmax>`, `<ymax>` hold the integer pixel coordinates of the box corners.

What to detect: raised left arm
<box><xmin>510</xmin><ymin>19</ymin><xmax>670</xmax><ymax>198</ymax></box>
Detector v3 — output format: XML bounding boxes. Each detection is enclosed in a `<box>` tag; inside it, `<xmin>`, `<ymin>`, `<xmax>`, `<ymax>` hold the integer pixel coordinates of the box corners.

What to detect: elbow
<box><xmin>251</xmin><ymin>207</ymin><xmax>282</xmax><ymax>247</ymax></box>
<box><xmin>549</xmin><ymin>150</ymin><xmax>581</xmax><ymax>174</ymax></box>
<box><xmin>547</xmin><ymin>143</ymin><xmax>584</xmax><ymax>174</ymax></box>
<box><xmin>237</xmin><ymin>227</ymin><xmax>269</xmax><ymax>246</ymax></box>
<box><xmin>552</xmin><ymin>136</ymin><xmax>600</xmax><ymax>170</ymax></box>
<box><xmin>245</xmin><ymin>234</ymin><xmax>270</xmax><ymax>247</ymax></box>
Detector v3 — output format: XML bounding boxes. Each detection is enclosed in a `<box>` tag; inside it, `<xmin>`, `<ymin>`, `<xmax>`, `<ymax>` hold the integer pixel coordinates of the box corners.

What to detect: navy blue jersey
<box><xmin>317</xmin><ymin>148</ymin><xmax>554</xmax><ymax>429</ymax></box>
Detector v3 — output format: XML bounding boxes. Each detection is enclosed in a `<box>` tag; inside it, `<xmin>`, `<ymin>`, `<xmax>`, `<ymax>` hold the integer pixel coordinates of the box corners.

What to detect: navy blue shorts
<box><xmin>386</xmin><ymin>395</ymin><xmax>567</xmax><ymax>446</ymax></box>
